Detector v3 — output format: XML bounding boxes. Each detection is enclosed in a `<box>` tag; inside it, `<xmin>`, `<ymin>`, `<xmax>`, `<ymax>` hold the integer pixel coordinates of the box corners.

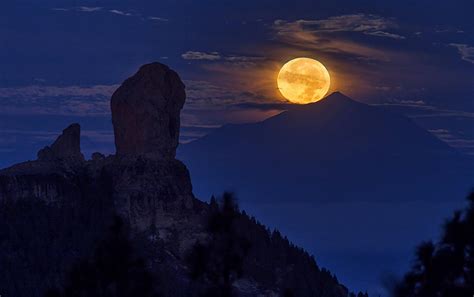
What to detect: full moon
<box><xmin>277</xmin><ymin>57</ymin><xmax>331</xmax><ymax>104</ymax></box>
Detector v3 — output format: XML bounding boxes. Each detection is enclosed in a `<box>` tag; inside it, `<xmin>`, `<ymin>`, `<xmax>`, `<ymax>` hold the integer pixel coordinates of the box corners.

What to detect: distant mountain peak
<box><xmin>325</xmin><ymin>91</ymin><xmax>351</xmax><ymax>99</ymax></box>
<box><xmin>312</xmin><ymin>91</ymin><xmax>359</xmax><ymax>106</ymax></box>
<box><xmin>272</xmin><ymin>92</ymin><xmax>365</xmax><ymax>124</ymax></box>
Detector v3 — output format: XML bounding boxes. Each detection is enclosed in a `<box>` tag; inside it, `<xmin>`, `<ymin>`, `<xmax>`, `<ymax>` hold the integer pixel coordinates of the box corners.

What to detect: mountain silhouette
<box><xmin>179</xmin><ymin>92</ymin><xmax>471</xmax><ymax>203</ymax></box>
<box><xmin>178</xmin><ymin>92</ymin><xmax>474</xmax><ymax>294</ymax></box>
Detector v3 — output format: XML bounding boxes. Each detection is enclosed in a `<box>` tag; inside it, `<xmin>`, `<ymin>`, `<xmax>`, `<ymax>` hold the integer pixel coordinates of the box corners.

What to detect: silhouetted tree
<box><xmin>282</xmin><ymin>288</ymin><xmax>295</xmax><ymax>297</ymax></box>
<box><xmin>46</xmin><ymin>216</ymin><xmax>159</xmax><ymax>297</ymax></box>
<box><xmin>394</xmin><ymin>191</ymin><xmax>474</xmax><ymax>297</ymax></box>
<box><xmin>187</xmin><ymin>192</ymin><xmax>251</xmax><ymax>297</ymax></box>
<box><xmin>189</xmin><ymin>192</ymin><xmax>365</xmax><ymax>297</ymax></box>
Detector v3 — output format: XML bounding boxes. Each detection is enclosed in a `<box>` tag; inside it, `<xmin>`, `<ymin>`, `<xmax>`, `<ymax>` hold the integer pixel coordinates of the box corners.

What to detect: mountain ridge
<box><xmin>179</xmin><ymin>91</ymin><xmax>471</xmax><ymax>204</ymax></box>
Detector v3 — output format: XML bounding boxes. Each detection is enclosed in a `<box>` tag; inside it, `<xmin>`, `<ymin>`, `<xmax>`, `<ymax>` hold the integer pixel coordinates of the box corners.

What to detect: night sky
<box><xmin>1</xmin><ymin>0</ymin><xmax>474</xmax><ymax>166</ymax></box>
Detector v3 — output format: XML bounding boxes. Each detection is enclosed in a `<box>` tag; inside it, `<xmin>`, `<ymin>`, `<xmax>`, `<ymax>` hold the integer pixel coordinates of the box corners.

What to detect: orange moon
<box><xmin>277</xmin><ymin>58</ymin><xmax>331</xmax><ymax>104</ymax></box>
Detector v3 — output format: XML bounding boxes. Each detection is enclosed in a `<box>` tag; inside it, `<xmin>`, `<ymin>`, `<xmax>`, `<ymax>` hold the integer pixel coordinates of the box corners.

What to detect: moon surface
<box><xmin>277</xmin><ymin>58</ymin><xmax>331</xmax><ymax>104</ymax></box>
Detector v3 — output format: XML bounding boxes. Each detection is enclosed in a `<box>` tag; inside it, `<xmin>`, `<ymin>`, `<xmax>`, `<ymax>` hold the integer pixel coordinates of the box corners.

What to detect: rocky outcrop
<box><xmin>37</xmin><ymin>123</ymin><xmax>84</xmax><ymax>162</ymax></box>
<box><xmin>0</xmin><ymin>62</ymin><xmax>354</xmax><ymax>297</ymax></box>
<box><xmin>111</xmin><ymin>62</ymin><xmax>186</xmax><ymax>159</ymax></box>
<box><xmin>1</xmin><ymin>63</ymin><xmax>194</xmax><ymax>229</ymax></box>
<box><xmin>0</xmin><ymin>63</ymin><xmax>201</xmax><ymax>296</ymax></box>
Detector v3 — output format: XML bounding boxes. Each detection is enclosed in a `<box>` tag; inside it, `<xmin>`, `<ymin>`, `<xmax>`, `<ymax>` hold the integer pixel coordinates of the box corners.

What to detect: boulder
<box><xmin>111</xmin><ymin>62</ymin><xmax>186</xmax><ymax>159</ymax></box>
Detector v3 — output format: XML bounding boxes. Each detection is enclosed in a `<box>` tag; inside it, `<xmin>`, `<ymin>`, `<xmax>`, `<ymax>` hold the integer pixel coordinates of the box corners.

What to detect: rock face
<box><xmin>111</xmin><ymin>62</ymin><xmax>186</xmax><ymax>159</ymax></box>
<box><xmin>37</xmin><ymin>123</ymin><xmax>84</xmax><ymax>162</ymax></box>
<box><xmin>1</xmin><ymin>63</ymin><xmax>195</xmax><ymax>230</ymax></box>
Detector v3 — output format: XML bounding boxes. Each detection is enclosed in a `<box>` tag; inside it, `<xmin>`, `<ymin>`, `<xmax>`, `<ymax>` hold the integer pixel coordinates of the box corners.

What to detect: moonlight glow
<box><xmin>277</xmin><ymin>58</ymin><xmax>331</xmax><ymax>104</ymax></box>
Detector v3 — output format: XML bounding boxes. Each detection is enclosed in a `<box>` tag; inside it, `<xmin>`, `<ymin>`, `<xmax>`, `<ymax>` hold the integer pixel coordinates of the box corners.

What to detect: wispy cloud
<box><xmin>272</xmin><ymin>14</ymin><xmax>405</xmax><ymax>60</ymax></box>
<box><xmin>148</xmin><ymin>16</ymin><xmax>169</xmax><ymax>22</ymax></box>
<box><xmin>51</xmin><ymin>6</ymin><xmax>168</xmax><ymax>22</ymax></box>
<box><xmin>224</xmin><ymin>55</ymin><xmax>266</xmax><ymax>62</ymax></box>
<box><xmin>109</xmin><ymin>9</ymin><xmax>134</xmax><ymax>17</ymax></box>
<box><xmin>366</xmin><ymin>31</ymin><xmax>406</xmax><ymax>39</ymax></box>
<box><xmin>181</xmin><ymin>51</ymin><xmax>265</xmax><ymax>66</ymax></box>
<box><xmin>376</xmin><ymin>99</ymin><xmax>427</xmax><ymax>108</ymax></box>
<box><xmin>0</xmin><ymin>85</ymin><xmax>118</xmax><ymax>116</ymax></box>
<box><xmin>291</xmin><ymin>14</ymin><xmax>394</xmax><ymax>32</ymax></box>
<box><xmin>78</xmin><ymin>6</ymin><xmax>103</xmax><ymax>12</ymax></box>
<box><xmin>0</xmin><ymin>85</ymin><xmax>118</xmax><ymax>99</ymax></box>
<box><xmin>428</xmin><ymin>129</ymin><xmax>474</xmax><ymax>153</ymax></box>
<box><xmin>180</xmin><ymin>79</ymin><xmax>282</xmax><ymax>131</ymax></box>
<box><xmin>0</xmin><ymin>81</ymin><xmax>275</xmax><ymax>121</ymax></box>
<box><xmin>184</xmin><ymin>80</ymin><xmax>268</xmax><ymax>109</ymax></box>
<box><xmin>274</xmin><ymin>14</ymin><xmax>405</xmax><ymax>39</ymax></box>
<box><xmin>182</xmin><ymin>51</ymin><xmax>222</xmax><ymax>61</ymax></box>
<box><xmin>374</xmin><ymin>100</ymin><xmax>474</xmax><ymax>119</ymax></box>
<box><xmin>52</xmin><ymin>6</ymin><xmax>103</xmax><ymax>12</ymax></box>
<box><xmin>449</xmin><ymin>43</ymin><xmax>474</xmax><ymax>64</ymax></box>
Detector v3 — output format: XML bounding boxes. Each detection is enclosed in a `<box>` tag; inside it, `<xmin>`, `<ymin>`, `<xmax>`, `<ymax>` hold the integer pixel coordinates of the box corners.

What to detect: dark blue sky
<box><xmin>1</xmin><ymin>0</ymin><xmax>473</xmax><ymax>162</ymax></box>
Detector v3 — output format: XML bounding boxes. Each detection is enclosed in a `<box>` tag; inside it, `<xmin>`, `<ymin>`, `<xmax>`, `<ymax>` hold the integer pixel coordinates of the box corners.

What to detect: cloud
<box><xmin>272</xmin><ymin>15</ymin><xmax>404</xmax><ymax>60</ymax></box>
<box><xmin>148</xmin><ymin>16</ymin><xmax>169</xmax><ymax>22</ymax></box>
<box><xmin>0</xmin><ymin>81</ymin><xmax>277</xmax><ymax>126</ymax></box>
<box><xmin>428</xmin><ymin>129</ymin><xmax>450</xmax><ymax>134</ymax></box>
<box><xmin>274</xmin><ymin>14</ymin><xmax>404</xmax><ymax>38</ymax></box>
<box><xmin>224</xmin><ymin>55</ymin><xmax>265</xmax><ymax>62</ymax></box>
<box><xmin>109</xmin><ymin>9</ymin><xmax>134</xmax><ymax>17</ymax></box>
<box><xmin>184</xmin><ymin>80</ymin><xmax>268</xmax><ymax>109</ymax></box>
<box><xmin>52</xmin><ymin>6</ymin><xmax>103</xmax><ymax>12</ymax></box>
<box><xmin>365</xmin><ymin>31</ymin><xmax>406</xmax><ymax>39</ymax></box>
<box><xmin>428</xmin><ymin>129</ymin><xmax>474</xmax><ymax>152</ymax></box>
<box><xmin>289</xmin><ymin>14</ymin><xmax>394</xmax><ymax>32</ymax></box>
<box><xmin>449</xmin><ymin>43</ymin><xmax>474</xmax><ymax>64</ymax></box>
<box><xmin>182</xmin><ymin>51</ymin><xmax>222</xmax><ymax>61</ymax></box>
<box><xmin>181</xmin><ymin>51</ymin><xmax>265</xmax><ymax>66</ymax></box>
<box><xmin>179</xmin><ymin>79</ymin><xmax>283</xmax><ymax>129</ymax></box>
<box><xmin>0</xmin><ymin>85</ymin><xmax>118</xmax><ymax>116</ymax></box>
<box><xmin>375</xmin><ymin>100</ymin><xmax>474</xmax><ymax>119</ymax></box>
<box><xmin>78</xmin><ymin>6</ymin><xmax>103</xmax><ymax>12</ymax></box>
<box><xmin>383</xmin><ymin>99</ymin><xmax>426</xmax><ymax>107</ymax></box>
<box><xmin>0</xmin><ymin>85</ymin><xmax>118</xmax><ymax>99</ymax></box>
<box><xmin>51</xmin><ymin>6</ymin><xmax>168</xmax><ymax>23</ymax></box>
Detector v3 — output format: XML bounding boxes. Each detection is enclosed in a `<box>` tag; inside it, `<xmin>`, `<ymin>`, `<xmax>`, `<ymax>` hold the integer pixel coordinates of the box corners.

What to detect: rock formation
<box><xmin>37</xmin><ymin>123</ymin><xmax>84</xmax><ymax>162</ymax></box>
<box><xmin>0</xmin><ymin>63</ymin><xmax>354</xmax><ymax>297</ymax></box>
<box><xmin>0</xmin><ymin>65</ymin><xmax>196</xmax><ymax>237</ymax></box>
<box><xmin>111</xmin><ymin>62</ymin><xmax>186</xmax><ymax>159</ymax></box>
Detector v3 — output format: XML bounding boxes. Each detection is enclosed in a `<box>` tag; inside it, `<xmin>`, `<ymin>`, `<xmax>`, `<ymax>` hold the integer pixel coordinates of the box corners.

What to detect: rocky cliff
<box><xmin>0</xmin><ymin>63</ymin><xmax>196</xmax><ymax>231</ymax></box>
<box><xmin>0</xmin><ymin>62</ymin><xmax>356</xmax><ymax>297</ymax></box>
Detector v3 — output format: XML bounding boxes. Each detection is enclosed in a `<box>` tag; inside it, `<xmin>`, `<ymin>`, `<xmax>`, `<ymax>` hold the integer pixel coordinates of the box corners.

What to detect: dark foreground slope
<box><xmin>0</xmin><ymin>63</ymin><xmax>358</xmax><ymax>297</ymax></box>
<box><xmin>0</xmin><ymin>155</ymin><xmax>351</xmax><ymax>297</ymax></box>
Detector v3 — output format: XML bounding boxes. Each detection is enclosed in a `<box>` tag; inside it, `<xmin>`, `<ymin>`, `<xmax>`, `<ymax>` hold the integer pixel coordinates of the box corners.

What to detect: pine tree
<box><xmin>187</xmin><ymin>192</ymin><xmax>251</xmax><ymax>297</ymax></box>
<box><xmin>394</xmin><ymin>192</ymin><xmax>474</xmax><ymax>297</ymax></box>
<box><xmin>45</xmin><ymin>216</ymin><xmax>160</xmax><ymax>297</ymax></box>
